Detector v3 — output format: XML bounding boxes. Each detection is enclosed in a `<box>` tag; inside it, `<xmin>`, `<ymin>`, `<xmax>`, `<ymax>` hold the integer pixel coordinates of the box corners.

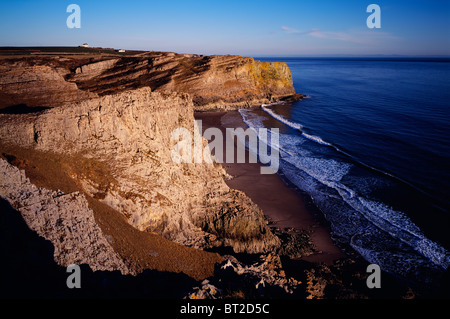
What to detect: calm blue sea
<box><xmin>243</xmin><ymin>57</ymin><xmax>450</xmax><ymax>284</ymax></box>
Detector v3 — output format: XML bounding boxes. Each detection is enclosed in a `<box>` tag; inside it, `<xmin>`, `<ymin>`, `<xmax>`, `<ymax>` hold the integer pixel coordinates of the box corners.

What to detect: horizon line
<box><xmin>1</xmin><ymin>46</ymin><xmax>449</xmax><ymax>59</ymax></box>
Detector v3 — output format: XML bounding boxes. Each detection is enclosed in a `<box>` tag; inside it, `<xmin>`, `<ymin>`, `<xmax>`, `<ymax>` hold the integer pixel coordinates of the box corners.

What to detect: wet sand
<box><xmin>195</xmin><ymin>110</ymin><xmax>345</xmax><ymax>265</ymax></box>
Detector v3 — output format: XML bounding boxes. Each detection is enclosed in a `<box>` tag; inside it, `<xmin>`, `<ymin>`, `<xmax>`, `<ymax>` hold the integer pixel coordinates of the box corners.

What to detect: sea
<box><xmin>241</xmin><ymin>57</ymin><xmax>450</xmax><ymax>285</ymax></box>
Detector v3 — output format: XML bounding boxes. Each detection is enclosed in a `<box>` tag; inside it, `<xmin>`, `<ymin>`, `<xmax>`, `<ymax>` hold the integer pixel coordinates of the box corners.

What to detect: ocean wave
<box><xmin>239</xmin><ymin>108</ymin><xmax>264</xmax><ymax>130</ymax></box>
<box><xmin>350</xmin><ymin>194</ymin><xmax>450</xmax><ymax>270</ymax></box>
<box><xmin>261</xmin><ymin>104</ymin><xmax>304</xmax><ymax>130</ymax></box>
<box><xmin>302</xmin><ymin>132</ymin><xmax>333</xmax><ymax>147</ymax></box>
<box><xmin>236</xmin><ymin>109</ymin><xmax>292</xmax><ymax>159</ymax></box>
<box><xmin>260</xmin><ymin>104</ymin><xmax>449</xmax><ymax>209</ymax></box>
<box><xmin>349</xmin><ymin>232</ymin><xmax>445</xmax><ymax>284</ymax></box>
<box><xmin>239</xmin><ymin>107</ymin><xmax>450</xmax><ymax>282</ymax></box>
<box><xmin>261</xmin><ymin>105</ymin><xmax>336</xmax><ymax>147</ymax></box>
<box><xmin>259</xmin><ymin>104</ymin><xmax>436</xmax><ymax>200</ymax></box>
<box><xmin>283</xmin><ymin>144</ymin><xmax>450</xmax><ymax>271</ymax></box>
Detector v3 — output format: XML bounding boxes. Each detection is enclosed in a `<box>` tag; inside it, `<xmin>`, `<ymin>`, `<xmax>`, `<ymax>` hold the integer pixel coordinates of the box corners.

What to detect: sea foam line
<box><xmin>261</xmin><ymin>104</ymin><xmax>304</xmax><ymax>130</ymax></box>
<box><xmin>260</xmin><ymin>104</ymin><xmax>426</xmax><ymax>189</ymax></box>
<box><xmin>261</xmin><ymin>104</ymin><xmax>335</xmax><ymax>147</ymax></box>
<box><xmin>253</xmin><ymin>106</ymin><xmax>450</xmax><ymax>271</ymax></box>
<box><xmin>238</xmin><ymin>109</ymin><xmax>293</xmax><ymax>158</ymax></box>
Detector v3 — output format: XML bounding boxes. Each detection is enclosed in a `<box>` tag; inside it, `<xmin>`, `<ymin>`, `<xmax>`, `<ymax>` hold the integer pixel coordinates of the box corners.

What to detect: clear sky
<box><xmin>0</xmin><ymin>0</ymin><xmax>449</xmax><ymax>56</ymax></box>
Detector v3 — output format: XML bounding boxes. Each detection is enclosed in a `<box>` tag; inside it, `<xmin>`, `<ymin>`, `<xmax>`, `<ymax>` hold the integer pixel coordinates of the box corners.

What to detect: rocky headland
<box><xmin>0</xmin><ymin>48</ymin><xmax>304</xmax><ymax>111</ymax></box>
<box><xmin>0</xmin><ymin>47</ymin><xmax>422</xmax><ymax>299</ymax></box>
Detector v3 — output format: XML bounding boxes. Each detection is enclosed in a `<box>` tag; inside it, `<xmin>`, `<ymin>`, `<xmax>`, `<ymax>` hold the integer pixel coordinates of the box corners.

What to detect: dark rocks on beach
<box><xmin>274</xmin><ymin>228</ymin><xmax>317</xmax><ymax>259</ymax></box>
<box><xmin>186</xmin><ymin>254</ymin><xmax>302</xmax><ymax>299</ymax></box>
<box><xmin>280</xmin><ymin>93</ymin><xmax>307</xmax><ymax>103</ymax></box>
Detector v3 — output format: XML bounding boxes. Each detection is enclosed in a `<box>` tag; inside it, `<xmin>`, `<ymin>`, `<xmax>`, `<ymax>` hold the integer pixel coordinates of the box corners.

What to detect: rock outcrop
<box><xmin>1</xmin><ymin>49</ymin><xmax>428</xmax><ymax>299</ymax></box>
<box><xmin>186</xmin><ymin>254</ymin><xmax>301</xmax><ymax>299</ymax></box>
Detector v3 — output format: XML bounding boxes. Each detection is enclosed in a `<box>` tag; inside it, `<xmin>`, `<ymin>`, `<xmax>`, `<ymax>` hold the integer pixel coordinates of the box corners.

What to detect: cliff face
<box><xmin>0</xmin><ymin>159</ymin><xmax>130</xmax><ymax>274</ymax></box>
<box><xmin>0</xmin><ymin>52</ymin><xmax>300</xmax><ymax>111</ymax></box>
<box><xmin>0</xmin><ymin>87</ymin><xmax>280</xmax><ymax>256</ymax></box>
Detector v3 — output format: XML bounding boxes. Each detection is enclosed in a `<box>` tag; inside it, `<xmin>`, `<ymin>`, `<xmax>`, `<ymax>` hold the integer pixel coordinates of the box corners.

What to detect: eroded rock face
<box><xmin>0</xmin><ymin>159</ymin><xmax>130</xmax><ymax>274</ymax></box>
<box><xmin>0</xmin><ymin>87</ymin><xmax>280</xmax><ymax>254</ymax></box>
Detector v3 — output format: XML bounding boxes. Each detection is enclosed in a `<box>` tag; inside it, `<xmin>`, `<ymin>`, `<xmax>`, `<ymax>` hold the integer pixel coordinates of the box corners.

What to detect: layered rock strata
<box><xmin>0</xmin><ymin>59</ymin><xmax>97</xmax><ymax>108</ymax></box>
<box><xmin>0</xmin><ymin>52</ymin><xmax>302</xmax><ymax>111</ymax></box>
<box><xmin>71</xmin><ymin>53</ymin><xmax>299</xmax><ymax>110</ymax></box>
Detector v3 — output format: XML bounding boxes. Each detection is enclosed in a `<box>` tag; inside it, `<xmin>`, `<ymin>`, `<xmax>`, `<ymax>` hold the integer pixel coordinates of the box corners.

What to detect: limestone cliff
<box><xmin>0</xmin><ymin>87</ymin><xmax>280</xmax><ymax>255</ymax></box>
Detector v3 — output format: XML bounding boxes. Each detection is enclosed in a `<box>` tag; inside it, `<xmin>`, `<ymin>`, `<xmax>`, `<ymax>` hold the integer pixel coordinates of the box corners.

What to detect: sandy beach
<box><xmin>195</xmin><ymin>110</ymin><xmax>345</xmax><ymax>265</ymax></box>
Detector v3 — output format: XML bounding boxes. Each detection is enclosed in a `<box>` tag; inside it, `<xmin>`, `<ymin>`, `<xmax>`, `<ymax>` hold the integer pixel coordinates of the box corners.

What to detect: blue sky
<box><xmin>0</xmin><ymin>0</ymin><xmax>449</xmax><ymax>56</ymax></box>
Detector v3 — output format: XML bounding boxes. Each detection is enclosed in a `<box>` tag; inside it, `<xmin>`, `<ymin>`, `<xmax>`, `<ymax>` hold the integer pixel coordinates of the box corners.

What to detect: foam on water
<box><xmin>261</xmin><ymin>104</ymin><xmax>304</xmax><ymax>130</ymax></box>
<box><xmin>261</xmin><ymin>105</ymin><xmax>334</xmax><ymax>147</ymax></box>
<box><xmin>302</xmin><ymin>132</ymin><xmax>333</xmax><ymax>147</ymax></box>
<box><xmin>240</xmin><ymin>106</ymin><xmax>450</xmax><ymax>284</ymax></box>
<box><xmin>239</xmin><ymin>108</ymin><xmax>264</xmax><ymax>130</ymax></box>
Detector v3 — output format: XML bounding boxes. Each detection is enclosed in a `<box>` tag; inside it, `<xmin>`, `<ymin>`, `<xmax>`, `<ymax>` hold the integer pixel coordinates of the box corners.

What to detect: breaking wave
<box><xmin>239</xmin><ymin>106</ymin><xmax>450</xmax><ymax>284</ymax></box>
<box><xmin>261</xmin><ymin>104</ymin><xmax>333</xmax><ymax>147</ymax></box>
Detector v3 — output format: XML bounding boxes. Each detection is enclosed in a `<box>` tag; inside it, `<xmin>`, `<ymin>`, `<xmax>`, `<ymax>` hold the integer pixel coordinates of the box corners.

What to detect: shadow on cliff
<box><xmin>0</xmin><ymin>104</ymin><xmax>51</xmax><ymax>114</ymax></box>
<box><xmin>0</xmin><ymin>198</ymin><xmax>197</xmax><ymax>299</ymax></box>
